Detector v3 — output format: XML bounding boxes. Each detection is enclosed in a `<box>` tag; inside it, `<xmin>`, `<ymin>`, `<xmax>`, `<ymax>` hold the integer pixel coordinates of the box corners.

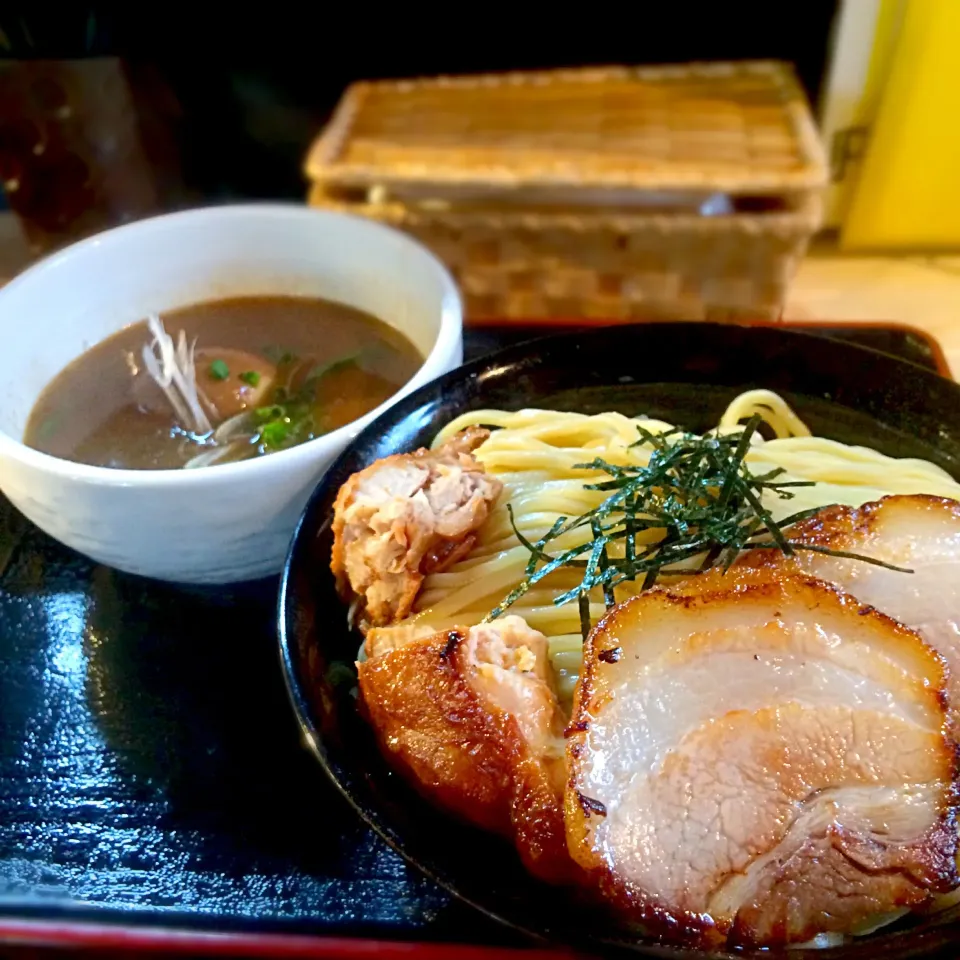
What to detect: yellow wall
<box><xmin>841</xmin><ymin>0</ymin><xmax>960</xmax><ymax>250</ymax></box>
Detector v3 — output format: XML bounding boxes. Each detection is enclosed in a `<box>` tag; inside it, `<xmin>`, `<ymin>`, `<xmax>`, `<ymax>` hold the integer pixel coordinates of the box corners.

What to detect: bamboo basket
<box><xmin>306</xmin><ymin>62</ymin><xmax>827</xmax><ymax>321</ymax></box>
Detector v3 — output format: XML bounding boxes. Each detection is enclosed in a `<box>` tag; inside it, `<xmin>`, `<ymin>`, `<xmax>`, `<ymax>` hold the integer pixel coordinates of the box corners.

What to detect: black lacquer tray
<box><xmin>0</xmin><ymin>320</ymin><xmax>952</xmax><ymax>957</ymax></box>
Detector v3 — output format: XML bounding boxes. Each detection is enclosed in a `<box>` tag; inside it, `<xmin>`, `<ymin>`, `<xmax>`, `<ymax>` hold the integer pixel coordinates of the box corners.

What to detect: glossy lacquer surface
<box><xmin>0</xmin><ymin>322</ymin><xmax>957</xmax><ymax>958</ymax></box>
<box><xmin>0</xmin><ymin>531</ymin><xmax>515</xmax><ymax>937</ymax></box>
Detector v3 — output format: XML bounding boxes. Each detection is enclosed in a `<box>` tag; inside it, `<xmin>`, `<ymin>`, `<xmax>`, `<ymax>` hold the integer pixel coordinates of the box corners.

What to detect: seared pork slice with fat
<box><xmin>566</xmin><ymin>577</ymin><xmax>959</xmax><ymax>948</ymax></box>
<box><xmin>331</xmin><ymin>427</ymin><xmax>501</xmax><ymax>627</ymax></box>
<box><xmin>734</xmin><ymin>494</ymin><xmax>960</xmax><ymax>686</ymax></box>
<box><xmin>358</xmin><ymin>615</ymin><xmax>573</xmax><ymax>880</ymax></box>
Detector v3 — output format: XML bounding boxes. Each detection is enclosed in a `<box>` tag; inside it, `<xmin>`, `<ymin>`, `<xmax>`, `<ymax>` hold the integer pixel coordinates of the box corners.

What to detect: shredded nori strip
<box><xmin>484</xmin><ymin>415</ymin><xmax>913</xmax><ymax>640</ymax></box>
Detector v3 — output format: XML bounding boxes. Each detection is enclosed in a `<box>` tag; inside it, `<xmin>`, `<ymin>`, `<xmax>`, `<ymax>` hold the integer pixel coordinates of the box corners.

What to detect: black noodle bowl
<box><xmin>278</xmin><ymin>323</ymin><xmax>960</xmax><ymax>959</ymax></box>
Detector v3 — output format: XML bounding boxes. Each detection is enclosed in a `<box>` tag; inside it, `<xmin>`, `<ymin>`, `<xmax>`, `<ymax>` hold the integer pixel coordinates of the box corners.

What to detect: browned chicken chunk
<box><xmin>566</xmin><ymin>576</ymin><xmax>959</xmax><ymax>948</ymax></box>
<box><xmin>331</xmin><ymin>427</ymin><xmax>502</xmax><ymax>626</ymax></box>
<box><xmin>357</xmin><ymin>615</ymin><xmax>574</xmax><ymax>881</ymax></box>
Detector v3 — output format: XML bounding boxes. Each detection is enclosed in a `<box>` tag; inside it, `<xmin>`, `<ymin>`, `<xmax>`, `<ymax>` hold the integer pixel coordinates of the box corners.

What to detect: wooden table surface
<box><xmin>784</xmin><ymin>251</ymin><xmax>960</xmax><ymax>378</ymax></box>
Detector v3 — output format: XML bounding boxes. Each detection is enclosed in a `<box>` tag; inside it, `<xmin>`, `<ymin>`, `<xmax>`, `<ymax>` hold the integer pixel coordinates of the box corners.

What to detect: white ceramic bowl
<box><xmin>0</xmin><ymin>205</ymin><xmax>462</xmax><ymax>583</ymax></box>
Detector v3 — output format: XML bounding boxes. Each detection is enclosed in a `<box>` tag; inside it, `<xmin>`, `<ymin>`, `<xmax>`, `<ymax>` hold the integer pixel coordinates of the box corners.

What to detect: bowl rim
<box><xmin>0</xmin><ymin>203</ymin><xmax>462</xmax><ymax>488</ymax></box>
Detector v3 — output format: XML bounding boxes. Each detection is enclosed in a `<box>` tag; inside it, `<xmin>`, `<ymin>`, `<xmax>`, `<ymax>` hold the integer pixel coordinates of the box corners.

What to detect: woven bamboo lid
<box><xmin>306</xmin><ymin>62</ymin><xmax>827</xmax><ymax>198</ymax></box>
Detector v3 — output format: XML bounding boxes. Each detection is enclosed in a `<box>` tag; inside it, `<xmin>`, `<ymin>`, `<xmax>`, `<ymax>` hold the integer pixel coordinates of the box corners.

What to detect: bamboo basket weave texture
<box><xmin>306</xmin><ymin>62</ymin><xmax>827</xmax><ymax>321</ymax></box>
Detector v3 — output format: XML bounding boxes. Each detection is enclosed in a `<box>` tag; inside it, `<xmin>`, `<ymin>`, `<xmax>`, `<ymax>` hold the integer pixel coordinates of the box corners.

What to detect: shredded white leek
<box><xmin>141</xmin><ymin>313</ymin><xmax>217</xmax><ymax>436</ymax></box>
<box><xmin>182</xmin><ymin>410</ymin><xmax>259</xmax><ymax>469</ymax></box>
<box><xmin>182</xmin><ymin>445</ymin><xmax>241</xmax><ymax>469</ymax></box>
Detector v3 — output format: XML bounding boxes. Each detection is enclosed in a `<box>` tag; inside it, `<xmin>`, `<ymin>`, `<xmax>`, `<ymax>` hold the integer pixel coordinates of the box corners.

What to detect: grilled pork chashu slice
<box><xmin>331</xmin><ymin>427</ymin><xmax>501</xmax><ymax>627</ymax></box>
<box><xmin>565</xmin><ymin>576</ymin><xmax>959</xmax><ymax>948</ymax></box>
<box><xmin>358</xmin><ymin>615</ymin><xmax>573</xmax><ymax>880</ymax></box>
<box><xmin>734</xmin><ymin>494</ymin><xmax>960</xmax><ymax>694</ymax></box>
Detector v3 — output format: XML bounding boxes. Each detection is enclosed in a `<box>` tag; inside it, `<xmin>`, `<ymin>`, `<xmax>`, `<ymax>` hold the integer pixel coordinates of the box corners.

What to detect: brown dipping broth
<box><xmin>24</xmin><ymin>295</ymin><xmax>423</xmax><ymax>469</ymax></box>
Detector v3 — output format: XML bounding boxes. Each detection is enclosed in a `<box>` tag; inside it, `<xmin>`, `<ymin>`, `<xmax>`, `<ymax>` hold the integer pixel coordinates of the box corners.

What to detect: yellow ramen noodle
<box><xmin>393</xmin><ymin>391</ymin><xmax>960</xmax><ymax>700</ymax></box>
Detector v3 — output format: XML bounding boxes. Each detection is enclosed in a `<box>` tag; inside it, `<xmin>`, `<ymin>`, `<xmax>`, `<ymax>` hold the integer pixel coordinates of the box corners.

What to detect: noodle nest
<box><xmin>392</xmin><ymin>390</ymin><xmax>960</xmax><ymax>700</ymax></box>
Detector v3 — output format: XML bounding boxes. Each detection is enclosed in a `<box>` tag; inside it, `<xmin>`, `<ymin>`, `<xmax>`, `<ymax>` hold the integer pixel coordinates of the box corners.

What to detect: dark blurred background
<box><xmin>0</xmin><ymin>3</ymin><xmax>841</xmax><ymax>207</ymax></box>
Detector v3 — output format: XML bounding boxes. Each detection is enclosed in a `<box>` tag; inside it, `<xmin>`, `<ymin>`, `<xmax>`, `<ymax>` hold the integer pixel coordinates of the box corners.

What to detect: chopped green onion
<box><xmin>260</xmin><ymin>420</ymin><xmax>290</xmax><ymax>448</ymax></box>
<box><xmin>36</xmin><ymin>415</ymin><xmax>60</xmax><ymax>441</ymax></box>
<box><xmin>208</xmin><ymin>359</ymin><xmax>230</xmax><ymax>381</ymax></box>
<box><xmin>239</xmin><ymin>370</ymin><xmax>261</xmax><ymax>387</ymax></box>
<box><xmin>255</xmin><ymin>404</ymin><xmax>286</xmax><ymax>423</ymax></box>
<box><xmin>325</xmin><ymin>660</ymin><xmax>357</xmax><ymax>689</ymax></box>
